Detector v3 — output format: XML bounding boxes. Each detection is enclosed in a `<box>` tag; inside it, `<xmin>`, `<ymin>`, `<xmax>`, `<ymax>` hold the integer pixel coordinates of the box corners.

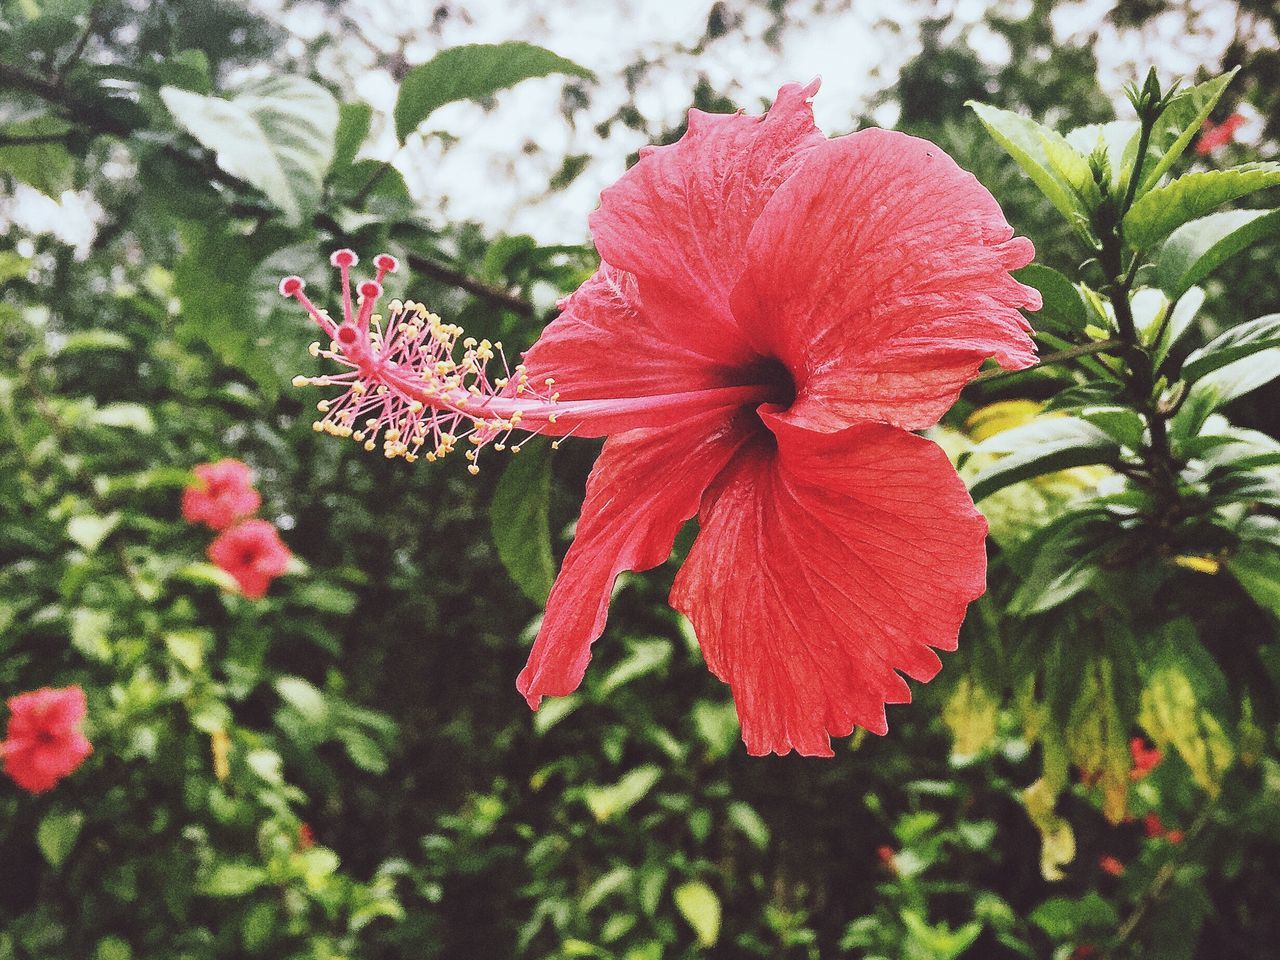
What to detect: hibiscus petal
<box><xmin>731</xmin><ymin>129</ymin><xmax>1040</xmax><ymax>432</ymax></box>
<box><xmin>671</xmin><ymin>416</ymin><xmax>988</xmax><ymax>756</ymax></box>
<box><xmin>520</xmin><ymin>263</ymin><xmax>740</xmax><ymax>402</ymax></box>
<box><xmin>516</xmin><ymin>409</ymin><xmax>750</xmax><ymax>708</ymax></box>
<box><xmin>587</xmin><ymin>80</ymin><xmax>826</xmax><ymax>366</ymax></box>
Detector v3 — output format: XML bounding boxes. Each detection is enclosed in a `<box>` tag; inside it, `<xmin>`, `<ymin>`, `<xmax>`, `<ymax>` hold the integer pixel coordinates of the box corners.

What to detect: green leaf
<box><xmin>673</xmin><ymin>881</ymin><xmax>721</xmax><ymax>948</ymax></box>
<box><xmin>0</xmin><ymin>116</ymin><xmax>74</xmax><ymax>196</ymax></box>
<box><xmin>332</xmin><ymin>101</ymin><xmax>372</xmax><ymax>174</ymax></box>
<box><xmin>275</xmin><ymin>676</ymin><xmax>327</xmax><ymax>725</ymax></box>
<box><xmin>1229</xmin><ymin>543</ymin><xmax>1280</xmax><ymax>618</ymax></box>
<box><xmin>490</xmin><ymin>442</ymin><xmax>555</xmax><ymax>605</ymax></box>
<box><xmin>161</xmin><ymin>77</ymin><xmax>339</xmax><ymax>225</ymax></box>
<box><xmin>1029</xmin><ymin>892</ymin><xmax>1119</xmax><ymax>939</ymax></box>
<box><xmin>91</xmin><ymin>402</ymin><xmax>155</xmax><ymax>432</ymax></box>
<box><xmin>94</xmin><ymin>936</ymin><xmax>132</xmax><ymax>960</ymax></box>
<box><xmin>968</xmin><ymin>102</ymin><xmax>1093</xmax><ymax>224</ymax></box>
<box><xmin>1079</xmin><ymin>406</ymin><xmax>1146</xmax><ymax>449</ymax></box>
<box><xmin>583</xmin><ymin>765</ymin><xmax>661</xmax><ymax>822</ymax></box>
<box><xmin>1176</xmin><ymin>349</ymin><xmax>1280</xmax><ymax>437</ymax></box>
<box><xmin>1157</xmin><ymin>208</ymin><xmax>1280</xmax><ymax>299</ymax></box>
<box><xmin>1065</xmin><ymin>120</ymin><xmax>1139</xmax><ymax>195</ymax></box>
<box><xmin>1181</xmin><ymin>314</ymin><xmax>1280</xmax><ymax>383</ymax></box>
<box><xmin>596</xmin><ymin>639</ymin><xmax>671</xmax><ymax>697</ymax></box>
<box><xmin>727</xmin><ymin>801</ymin><xmax>770</xmax><ymax>849</ymax></box>
<box><xmin>395</xmin><ymin>42</ymin><xmax>595</xmax><ymax>142</ymax></box>
<box><xmin>967</xmin><ymin>419</ymin><xmax>1121</xmax><ymax>502</ymax></box>
<box><xmin>200</xmin><ymin>862</ymin><xmax>268</xmax><ymax>897</ymax></box>
<box><xmin>67</xmin><ymin>512</ymin><xmax>120</xmax><ymax>552</ymax></box>
<box><xmin>1013</xmin><ymin>264</ymin><xmax>1087</xmax><ymax>334</ymax></box>
<box><xmin>1140</xmin><ymin>69</ymin><xmax>1238</xmax><ymax>193</ymax></box>
<box><xmin>37</xmin><ymin>810</ymin><xmax>84</xmax><ymax>868</ymax></box>
<box><xmin>1125</xmin><ymin>163</ymin><xmax>1280</xmax><ymax>250</ymax></box>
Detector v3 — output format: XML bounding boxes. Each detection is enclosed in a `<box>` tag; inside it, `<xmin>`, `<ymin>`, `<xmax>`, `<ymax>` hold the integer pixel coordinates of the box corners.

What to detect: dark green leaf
<box><xmin>332</xmin><ymin>101</ymin><xmax>372</xmax><ymax>174</ymax></box>
<box><xmin>1157</xmin><ymin>208</ymin><xmax>1280</xmax><ymax>298</ymax></box>
<box><xmin>1125</xmin><ymin>163</ymin><xmax>1280</xmax><ymax>250</ymax></box>
<box><xmin>490</xmin><ymin>443</ymin><xmax>555</xmax><ymax>605</ymax></box>
<box><xmin>394</xmin><ymin>42</ymin><xmax>595</xmax><ymax>142</ymax></box>
<box><xmin>1013</xmin><ymin>264</ymin><xmax>1087</xmax><ymax>334</ymax></box>
<box><xmin>0</xmin><ymin>116</ymin><xmax>74</xmax><ymax>196</ymax></box>
<box><xmin>1229</xmin><ymin>544</ymin><xmax>1280</xmax><ymax>619</ymax></box>
<box><xmin>967</xmin><ymin>419</ymin><xmax>1121</xmax><ymax>502</ymax></box>
<box><xmin>1181</xmin><ymin>314</ymin><xmax>1280</xmax><ymax>383</ymax></box>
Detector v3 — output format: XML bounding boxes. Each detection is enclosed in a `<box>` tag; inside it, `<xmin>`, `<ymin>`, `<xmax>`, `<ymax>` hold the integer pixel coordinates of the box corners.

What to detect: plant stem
<box><xmin>971</xmin><ymin>337</ymin><xmax>1124</xmax><ymax>383</ymax></box>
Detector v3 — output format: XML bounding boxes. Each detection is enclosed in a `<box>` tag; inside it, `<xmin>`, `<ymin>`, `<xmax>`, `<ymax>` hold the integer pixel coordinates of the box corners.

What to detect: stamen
<box><xmin>282</xmin><ymin>251</ymin><xmax>559</xmax><ymax>469</ymax></box>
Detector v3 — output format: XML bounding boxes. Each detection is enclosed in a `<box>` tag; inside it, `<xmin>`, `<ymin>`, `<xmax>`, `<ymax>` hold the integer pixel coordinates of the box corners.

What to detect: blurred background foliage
<box><xmin>1</xmin><ymin>1</ymin><xmax>1279</xmax><ymax>958</ymax></box>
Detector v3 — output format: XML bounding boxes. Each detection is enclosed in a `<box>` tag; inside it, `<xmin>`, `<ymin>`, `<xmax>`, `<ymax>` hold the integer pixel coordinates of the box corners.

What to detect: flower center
<box><xmin>742</xmin><ymin>355</ymin><xmax>797</xmax><ymax>410</ymax></box>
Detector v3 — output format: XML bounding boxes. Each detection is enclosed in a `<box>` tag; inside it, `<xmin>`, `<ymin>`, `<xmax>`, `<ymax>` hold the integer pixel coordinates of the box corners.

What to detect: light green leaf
<box><xmin>727</xmin><ymin>801</ymin><xmax>770</xmax><ymax>849</ymax></box>
<box><xmin>164</xmin><ymin>629</ymin><xmax>207</xmax><ymax>672</ymax></box>
<box><xmin>395</xmin><ymin>42</ymin><xmax>595</xmax><ymax>142</ymax></box>
<box><xmin>332</xmin><ymin>101</ymin><xmax>372</xmax><ymax>173</ymax></box>
<box><xmin>967</xmin><ymin>419</ymin><xmax>1120</xmax><ymax>503</ymax></box>
<box><xmin>1140</xmin><ymin>69</ymin><xmax>1238</xmax><ymax>193</ymax></box>
<box><xmin>275</xmin><ymin>676</ymin><xmax>327</xmax><ymax>725</ymax></box>
<box><xmin>968</xmin><ymin>102</ymin><xmax>1093</xmax><ymax>223</ymax></box>
<box><xmin>161</xmin><ymin>77</ymin><xmax>339</xmax><ymax>225</ymax></box>
<box><xmin>1181</xmin><ymin>314</ymin><xmax>1280</xmax><ymax>383</ymax></box>
<box><xmin>1156</xmin><ymin>208</ymin><xmax>1280</xmax><ymax>299</ymax></box>
<box><xmin>37</xmin><ymin>810</ymin><xmax>84</xmax><ymax>868</ymax></box>
<box><xmin>1065</xmin><ymin>120</ymin><xmax>1139</xmax><ymax>195</ymax></box>
<box><xmin>94</xmin><ymin>936</ymin><xmax>132</xmax><ymax>960</ymax></box>
<box><xmin>583</xmin><ymin>765</ymin><xmax>661</xmax><ymax>822</ymax></box>
<box><xmin>1176</xmin><ymin>349</ymin><xmax>1280</xmax><ymax>437</ymax></box>
<box><xmin>1079</xmin><ymin>406</ymin><xmax>1146</xmax><ymax>449</ymax></box>
<box><xmin>200</xmin><ymin>862</ymin><xmax>268</xmax><ymax>897</ymax></box>
<box><xmin>1125</xmin><ymin>163</ymin><xmax>1280</xmax><ymax>250</ymax></box>
<box><xmin>67</xmin><ymin>512</ymin><xmax>120</xmax><ymax>552</ymax></box>
<box><xmin>673</xmin><ymin>881</ymin><xmax>721</xmax><ymax>948</ymax></box>
<box><xmin>1029</xmin><ymin>892</ymin><xmax>1119</xmax><ymax>939</ymax></box>
<box><xmin>56</xmin><ymin>330</ymin><xmax>132</xmax><ymax>353</ymax></box>
<box><xmin>1013</xmin><ymin>264</ymin><xmax>1087</xmax><ymax>335</ymax></box>
<box><xmin>490</xmin><ymin>442</ymin><xmax>555</xmax><ymax>605</ymax></box>
<box><xmin>91</xmin><ymin>402</ymin><xmax>155</xmax><ymax>433</ymax></box>
<box><xmin>596</xmin><ymin>640</ymin><xmax>671</xmax><ymax>697</ymax></box>
<box><xmin>0</xmin><ymin>116</ymin><xmax>74</xmax><ymax>196</ymax></box>
<box><xmin>532</xmin><ymin>693</ymin><xmax>580</xmax><ymax>735</ymax></box>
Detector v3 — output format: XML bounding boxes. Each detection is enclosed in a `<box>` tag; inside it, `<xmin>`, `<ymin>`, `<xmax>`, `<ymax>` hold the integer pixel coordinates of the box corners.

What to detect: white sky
<box><xmin>1</xmin><ymin>0</ymin><xmax>1266</xmax><ymax>251</ymax></box>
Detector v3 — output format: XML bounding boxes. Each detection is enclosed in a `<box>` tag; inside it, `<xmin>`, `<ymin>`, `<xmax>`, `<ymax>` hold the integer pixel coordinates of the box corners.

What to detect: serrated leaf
<box><xmin>161</xmin><ymin>77</ymin><xmax>338</xmax><ymax>225</ymax></box>
<box><xmin>673</xmin><ymin>881</ymin><xmax>721</xmax><ymax>948</ymax></box>
<box><xmin>1140</xmin><ymin>69</ymin><xmax>1239</xmax><ymax>193</ymax></box>
<box><xmin>1125</xmin><ymin>163</ymin><xmax>1280</xmax><ymax>250</ymax></box>
<box><xmin>1157</xmin><ymin>208</ymin><xmax>1280</xmax><ymax>298</ymax></box>
<box><xmin>37</xmin><ymin>810</ymin><xmax>84</xmax><ymax>868</ymax></box>
<box><xmin>967</xmin><ymin>419</ymin><xmax>1120</xmax><ymax>502</ymax></box>
<box><xmin>490</xmin><ymin>442</ymin><xmax>555</xmax><ymax>605</ymax></box>
<box><xmin>395</xmin><ymin>42</ymin><xmax>595</xmax><ymax>142</ymax></box>
<box><xmin>1013</xmin><ymin>264</ymin><xmax>1087</xmax><ymax>334</ymax></box>
<box><xmin>1065</xmin><ymin>120</ymin><xmax>1139</xmax><ymax>195</ymax></box>
<box><xmin>1181</xmin><ymin>314</ymin><xmax>1280</xmax><ymax>383</ymax></box>
<box><xmin>968</xmin><ymin>102</ymin><xmax>1094</xmax><ymax>223</ymax></box>
<box><xmin>583</xmin><ymin>765</ymin><xmax>661</xmax><ymax>822</ymax></box>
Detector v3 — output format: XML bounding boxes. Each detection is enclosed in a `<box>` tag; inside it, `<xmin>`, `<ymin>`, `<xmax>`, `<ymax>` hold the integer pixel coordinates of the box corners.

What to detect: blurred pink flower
<box><xmin>182</xmin><ymin>459</ymin><xmax>262</xmax><ymax>531</ymax></box>
<box><xmin>2</xmin><ymin>686</ymin><xmax>93</xmax><ymax>794</ymax></box>
<box><xmin>209</xmin><ymin>520</ymin><xmax>291</xmax><ymax>599</ymax></box>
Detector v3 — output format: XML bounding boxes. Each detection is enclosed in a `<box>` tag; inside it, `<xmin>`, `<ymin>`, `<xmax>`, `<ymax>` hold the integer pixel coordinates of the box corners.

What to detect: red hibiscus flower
<box><xmin>298</xmin><ymin>822</ymin><xmax>316</xmax><ymax>849</ymax></box>
<box><xmin>1195</xmin><ymin>113</ymin><xmax>1244</xmax><ymax>155</ymax></box>
<box><xmin>208</xmin><ymin>519</ymin><xmax>292</xmax><ymax>599</ymax></box>
<box><xmin>282</xmin><ymin>81</ymin><xmax>1038</xmax><ymax>755</ymax></box>
<box><xmin>2</xmin><ymin>686</ymin><xmax>93</xmax><ymax>794</ymax></box>
<box><xmin>1129</xmin><ymin>737</ymin><xmax>1162</xmax><ymax>780</ymax></box>
<box><xmin>182</xmin><ymin>459</ymin><xmax>262</xmax><ymax>531</ymax></box>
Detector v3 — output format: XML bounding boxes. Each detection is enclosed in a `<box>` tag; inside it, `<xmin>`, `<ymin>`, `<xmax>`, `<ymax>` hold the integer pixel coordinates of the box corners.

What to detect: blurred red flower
<box><xmin>2</xmin><ymin>686</ymin><xmax>93</xmax><ymax>794</ymax></box>
<box><xmin>1099</xmin><ymin>854</ymin><xmax>1126</xmax><ymax>877</ymax></box>
<box><xmin>209</xmin><ymin>520</ymin><xmax>292</xmax><ymax>599</ymax></box>
<box><xmin>1071</xmin><ymin>945</ymin><xmax>1099</xmax><ymax>960</ymax></box>
<box><xmin>1129</xmin><ymin>737</ymin><xmax>1162</xmax><ymax>780</ymax></box>
<box><xmin>285</xmin><ymin>81</ymin><xmax>1038</xmax><ymax>755</ymax></box>
<box><xmin>298</xmin><ymin>822</ymin><xmax>316</xmax><ymax>849</ymax></box>
<box><xmin>1195</xmin><ymin>113</ymin><xmax>1245</xmax><ymax>155</ymax></box>
<box><xmin>1143</xmin><ymin>811</ymin><xmax>1184</xmax><ymax>843</ymax></box>
<box><xmin>182</xmin><ymin>459</ymin><xmax>262</xmax><ymax>531</ymax></box>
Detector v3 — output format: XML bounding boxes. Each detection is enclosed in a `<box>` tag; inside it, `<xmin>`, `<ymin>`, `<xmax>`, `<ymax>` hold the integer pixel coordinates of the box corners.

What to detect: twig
<box><xmin>0</xmin><ymin>131</ymin><xmax>72</xmax><ymax>146</ymax></box>
<box><xmin>971</xmin><ymin>338</ymin><xmax>1124</xmax><ymax>383</ymax></box>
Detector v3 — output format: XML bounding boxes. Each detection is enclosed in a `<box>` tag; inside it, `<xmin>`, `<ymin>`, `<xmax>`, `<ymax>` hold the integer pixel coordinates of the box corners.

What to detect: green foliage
<box><xmin>2</xmin><ymin>3</ymin><xmax>1279</xmax><ymax>960</ymax></box>
<box><xmin>394</xmin><ymin>42</ymin><xmax>596</xmax><ymax>142</ymax></box>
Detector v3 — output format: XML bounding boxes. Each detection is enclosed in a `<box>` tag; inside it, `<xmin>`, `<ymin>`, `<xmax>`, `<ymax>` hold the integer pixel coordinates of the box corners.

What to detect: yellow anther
<box><xmin>353</xmin><ymin>431</ymin><xmax>365</xmax><ymax>442</ymax></box>
<box><xmin>409</xmin><ymin>400</ymin><xmax>423</xmax><ymax>413</ymax></box>
<box><xmin>468</xmin><ymin>464</ymin><xmax>480</xmax><ymax>475</ymax></box>
<box><xmin>292</xmin><ymin>375</ymin><xmax>308</xmax><ymax>387</ymax></box>
<box><xmin>308</xmin><ymin>342</ymin><xmax>321</xmax><ymax>357</ymax></box>
<box><xmin>551</xmin><ymin>441</ymin><xmax>561</xmax><ymax>449</ymax></box>
<box><xmin>317</xmin><ymin>400</ymin><xmax>331</xmax><ymax>412</ymax></box>
<box><xmin>312</xmin><ymin>421</ymin><xmax>324</xmax><ymax>432</ymax></box>
<box><xmin>494</xmin><ymin>443</ymin><xmax>506</xmax><ymax>451</ymax></box>
<box><xmin>363</xmin><ymin>440</ymin><xmax>376</xmax><ymax>452</ymax></box>
<box><xmin>544</xmin><ymin>378</ymin><xmax>556</xmax><ymax>386</ymax></box>
<box><xmin>548</xmin><ymin>413</ymin><xmax>559</xmax><ymax>424</ymax></box>
<box><xmin>385</xmin><ymin>429</ymin><xmax>400</xmax><ymax>442</ymax></box>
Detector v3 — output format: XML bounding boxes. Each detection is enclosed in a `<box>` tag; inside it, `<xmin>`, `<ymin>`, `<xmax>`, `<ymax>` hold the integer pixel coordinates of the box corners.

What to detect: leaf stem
<box><xmin>971</xmin><ymin>338</ymin><xmax>1124</xmax><ymax>383</ymax></box>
